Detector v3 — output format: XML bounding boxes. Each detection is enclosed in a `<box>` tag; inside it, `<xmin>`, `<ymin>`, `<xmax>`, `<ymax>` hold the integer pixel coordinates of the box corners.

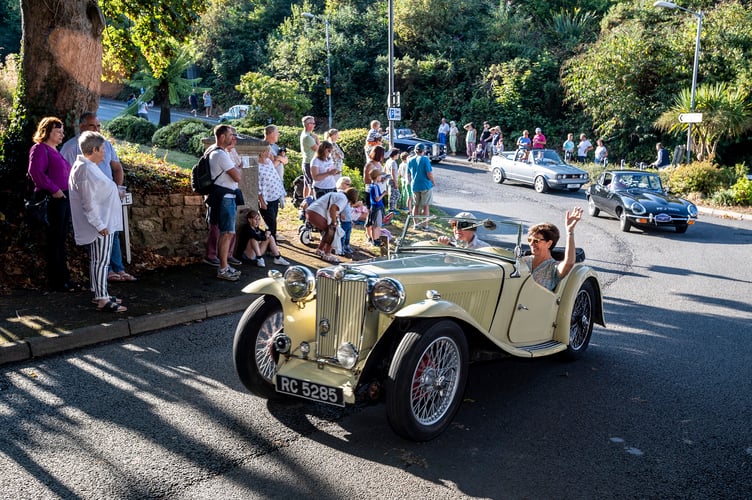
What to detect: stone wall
<box><xmin>125</xmin><ymin>136</ymin><xmax>269</xmax><ymax>258</ymax></box>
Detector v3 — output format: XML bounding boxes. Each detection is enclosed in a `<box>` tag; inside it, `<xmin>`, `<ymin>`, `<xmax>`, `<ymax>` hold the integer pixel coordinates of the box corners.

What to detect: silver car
<box><xmin>491</xmin><ymin>149</ymin><xmax>590</xmax><ymax>193</ymax></box>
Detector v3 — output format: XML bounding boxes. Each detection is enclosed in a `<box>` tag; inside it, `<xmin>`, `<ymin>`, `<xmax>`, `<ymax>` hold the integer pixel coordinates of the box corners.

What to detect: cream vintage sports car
<box><xmin>233</xmin><ymin>215</ymin><xmax>605</xmax><ymax>441</ymax></box>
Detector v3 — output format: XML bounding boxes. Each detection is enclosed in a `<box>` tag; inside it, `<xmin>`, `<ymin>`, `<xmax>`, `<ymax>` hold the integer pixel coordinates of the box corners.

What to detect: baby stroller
<box><xmin>292</xmin><ymin>175</ymin><xmax>306</xmax><ymax>208</ymax></box>
<box><xmin>297</xmin><ymin>196</ymin><xmax>318</xmax><ymax>246</ymax></box>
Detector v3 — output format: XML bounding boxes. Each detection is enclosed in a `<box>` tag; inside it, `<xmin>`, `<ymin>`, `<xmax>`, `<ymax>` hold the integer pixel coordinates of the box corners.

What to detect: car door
<box><xmin>508</xmin><ymin>275</ymin><xmax>558</xmax><ymax>344</ymax></box>
<box><xmin>590</xmin><ymin>173</ymin><xmax>614</xmax><ymax>215</ymax></box>
<box><xmin>507</xmin><ymin>150</ymin><xmax>528</xmax><ymax>181</ymax></box>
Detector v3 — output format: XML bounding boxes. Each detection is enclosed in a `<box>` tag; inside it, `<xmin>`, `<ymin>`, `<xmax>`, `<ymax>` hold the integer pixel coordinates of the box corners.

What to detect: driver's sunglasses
<box><xmin>451</xmin><ymin>221</ymin><xmax>472</xmax><ymax>230</ymax></box>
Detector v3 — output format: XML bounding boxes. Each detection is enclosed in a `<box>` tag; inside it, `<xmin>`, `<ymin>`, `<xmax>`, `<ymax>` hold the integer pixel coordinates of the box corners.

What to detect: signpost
<box><xmin>678</xmin><ymin>113</ymin><xmax>703</xmax><ymax>123</ymax></box>
<box><xmin>121</xmin><ymin>191</ymin><xmax>133</xmax><ymax>264</ymax></box>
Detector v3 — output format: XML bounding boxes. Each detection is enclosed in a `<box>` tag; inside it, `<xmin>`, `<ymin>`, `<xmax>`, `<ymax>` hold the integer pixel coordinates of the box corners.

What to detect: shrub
<box><xmin>666</xmin><ymin>161</ymin><xmax>724</xmax><ymax>197</ymax></box>
<box><xmin>730</xmin><ymin>176</ymin><xmax>752</xmax><ymax>205</ymax></box>
<box><xmin>116</xmin><ymin>142</ymin><xmax>191</xmax><ymax>195</ymax></box>
<box><xmin>711</xmin><ymin>189</ymin><xmax>737</xmax><ymax>207</ymax></box>
<box><xmin>105</xmin><ymin>115</ymin><xmax>142</xmax><ymax>140</ymax></box>
<box><xmin>152</xmin><ymin>119</ymin><xmax>212</xmax><ymax>154</ymax></box>
<box><xmin>338</xmin><ymin>128</ymin><xmax>369</xmax><ymax>175</ymax></box>
<box><xmin>125</xmin><ymin>119</ymin><xmax>157</xmax><ymax>144</ymax></box>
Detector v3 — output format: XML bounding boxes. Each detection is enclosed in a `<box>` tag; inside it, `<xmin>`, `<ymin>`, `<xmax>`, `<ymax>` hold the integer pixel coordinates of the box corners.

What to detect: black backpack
<box><xmin>191</xmin><ymin>145</ymin><xmax>221</xmax><ymax>195</ymax></box>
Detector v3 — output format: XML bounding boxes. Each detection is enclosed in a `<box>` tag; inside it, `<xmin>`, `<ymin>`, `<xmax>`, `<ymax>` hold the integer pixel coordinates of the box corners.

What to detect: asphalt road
<box><xmin>1</xmin><ymin>161</ymin><xmax>750</xmax><ymax>498</ymax></box>
<box><xmin>97</xmin><ymin>97</ymin><xmax>214</xmax><ymax>125</ymax></box>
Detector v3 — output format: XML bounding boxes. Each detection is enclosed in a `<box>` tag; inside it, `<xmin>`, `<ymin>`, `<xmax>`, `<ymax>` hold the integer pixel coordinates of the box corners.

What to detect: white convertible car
<box><xmin>490</xmin><ymin>149</ymin><xmax>590</xmax><ymax>193</ymax></box>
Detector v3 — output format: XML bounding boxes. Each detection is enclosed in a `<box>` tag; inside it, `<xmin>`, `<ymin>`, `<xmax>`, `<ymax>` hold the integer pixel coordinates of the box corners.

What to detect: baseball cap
<box><xmin>452</xmin><ymin>211</ymin><xmax>476</xmax><ymax>230</ymax></box>
<box><xmin>535</xmin><ymin>127</ymin><xmax>542</xmax><ymax>132</ymax></box>
<box><xmin>414</xmin><ymin>143</ymin><xmax>426</xmax><ymax>153</ymax></box>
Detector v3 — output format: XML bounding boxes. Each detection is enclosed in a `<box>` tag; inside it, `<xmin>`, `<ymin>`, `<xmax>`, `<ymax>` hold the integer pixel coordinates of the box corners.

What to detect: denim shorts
<box><xmin>218</xmin><ymin>196</ymin><xmax>237</xmax><ymax>233</ymax></box>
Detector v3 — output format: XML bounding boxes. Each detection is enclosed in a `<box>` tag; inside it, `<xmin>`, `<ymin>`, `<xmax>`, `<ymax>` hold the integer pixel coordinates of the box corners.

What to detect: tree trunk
<box><xmin>0</xmin><ymin>1</ymin><xmax>105</xmax><ymax>192</ymax></box>
<box><xmin>157</xmin><ymin>80</ymin><xmax>171</xmax><ymax>127</ymax></box>
<box><xmin>21</xmin><ymin>0</ymin><xmax>104</xmax><ymax>128</ymax></box>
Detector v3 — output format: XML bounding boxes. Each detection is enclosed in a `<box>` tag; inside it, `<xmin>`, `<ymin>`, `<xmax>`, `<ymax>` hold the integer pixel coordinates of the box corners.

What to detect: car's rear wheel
<box><xmin>675</xmin><ymin>223</ymin><xmax>689</xmax><ymax>233</ymax></box>
<box><xmin>534</xmin><ymin>176</ymin><xmax>549</xmax><ymax>193</ymax></box>
<box><xmin>587</xmin><ymin>196</ymin><xmax>600</xmax><ymax>217</ymax></box>
<box><xmin>233</xmin><ymin>296</ymin><xmax>285</xmax><ymax>400</ymax></box>
<box><xmin>563</xmin><ymin>280</ymin><xmax>595</xmax><ymax>360</ymax></box>
<box><xmin>492</xmin><ymin>167</ymin><xmax>505</xmax><ymax>184</ymax></box>
<box><xmin>618</xmin><ymin>209</ymin><xmax>631</xmax><ymax>232</ymax></box>
<box><xmin>386</xmin><ymin>320</ymin><xmax>468</xmax><ymax>441</ymax></box>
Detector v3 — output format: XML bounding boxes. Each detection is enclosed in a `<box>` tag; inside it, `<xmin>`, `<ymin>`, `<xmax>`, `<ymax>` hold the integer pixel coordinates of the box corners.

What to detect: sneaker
<box><xmin>228</xmin><ymin>256</ymin><xmax>242</xmax><ymax>266</ymax></box>
<box><xmin>256</xmin><ymin>257</ymin><xmax>266</xmax><ymax>268</ymax></box>
<box><xmin>203</xmin><ymin>257</ymin><xmax>220</xmax><ymax>267</ymax></box>
<box><xmin>217</xmin><ymin>267</ymin><xmax>240</xmax><ymax>281</ymax></box>
<box><xmin>227</xmin><ymin>266</ymin><xmax>241</xmax><ymax>276</ymax></box>
<box><xmin>273</xmin><ymin>256</ymin><xmax>290</xmax><ymax>266</ymax></box>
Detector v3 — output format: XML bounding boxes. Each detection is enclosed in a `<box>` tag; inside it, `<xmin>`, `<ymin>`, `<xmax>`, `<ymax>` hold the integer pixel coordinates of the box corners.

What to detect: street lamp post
<box><xmin>302</xmin><ymin>12</ymin><xmax>333</xmax><ymax>129</ymax></box>
<box><xmin>654</xmin><ymin>1</ymin><xmax>703</xmax><ymax>164</ymax></box>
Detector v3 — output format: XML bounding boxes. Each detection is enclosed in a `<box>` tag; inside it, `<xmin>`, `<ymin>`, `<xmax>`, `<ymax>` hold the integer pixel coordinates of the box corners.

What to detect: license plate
<box><xmin>567</xmin><ymin>184</ymin><xmax>580</xmax><ymax>189</ymax></box>
<box><xmin>276</xmin><ymin>375</ymin><xmax>344</xmax><ymax>407</ymax></box>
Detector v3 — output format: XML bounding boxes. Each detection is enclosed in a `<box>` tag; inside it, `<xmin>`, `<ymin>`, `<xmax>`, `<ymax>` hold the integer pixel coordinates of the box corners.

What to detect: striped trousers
<box><xmin>90</xmin><ymin>234</ymin><xmax>114</xmax><ymax>300</ymax></box>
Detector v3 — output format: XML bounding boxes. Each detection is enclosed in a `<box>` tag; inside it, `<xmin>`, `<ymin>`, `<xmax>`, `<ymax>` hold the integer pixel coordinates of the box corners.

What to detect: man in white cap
<box><xmin>532</xmin><ymin>127</ymin><xmax>546</xmax><ymax>149</ymax></box>
<box><xmin>437</xmin><ymin>212</ymin><xmax>489</xmax><ymax>249</ymax></box>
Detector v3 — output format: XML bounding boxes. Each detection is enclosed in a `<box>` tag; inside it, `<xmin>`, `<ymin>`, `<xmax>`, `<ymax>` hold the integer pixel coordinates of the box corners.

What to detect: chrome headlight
<box><xmin>337</xmin><ymin>342</ymin><xmax>359</xmax><ymax>369</ymax></box>
<box><xmin>370</xmin><ymin>278</ymin><xmax>405</xmax><ymax>314</ymax></box>
<box><xmin>688</xmin><ymin>204</ymin><xmax>698</xmax><ymax>217</ymax></box>
<box><xmin>284</xmin><ymin>266</ymin><xmax>315</xmax><ymax>300</ymax></box>
<box><xmin>630</xmin><ymin>202</ymin><xmax>646</xmax><ymax>215</ymax></box>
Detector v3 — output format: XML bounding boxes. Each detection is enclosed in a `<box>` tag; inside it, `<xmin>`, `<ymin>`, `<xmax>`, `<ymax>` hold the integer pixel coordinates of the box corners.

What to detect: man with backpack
<box><xmin>205</xmin><ymin>125</ymin><xmax>242</xmax><ymax>281</ymax></box>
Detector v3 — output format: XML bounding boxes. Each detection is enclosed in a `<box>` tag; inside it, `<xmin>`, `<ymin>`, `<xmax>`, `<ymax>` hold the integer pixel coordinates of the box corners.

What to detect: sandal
<box><xmin>91</xmin><ymin>296</ymin><xmax>122</xmax><ymax>305</ymax></box>
<box><xmin>107</xmin><ymin>272</ymin><xmax>123</xmax><ymax>282</ymax></box>
<box><xmin>321</xmin><ymin>254</ymin><xmax>340</xmax><ymax>264</ymax></box>
<box><xmin>117</xmin><ymin>272</ymin><xmax>137</xmax><ymax>282</ymax></box>
<box><xmin>314</xmin><ymin>249</ymin><xmax>325</xmax><ymax>257</ymax></box>
<box><xmin>97</xmin><ymin>300</ymin><xmax>127</xmax><ymax>313</ymax></box>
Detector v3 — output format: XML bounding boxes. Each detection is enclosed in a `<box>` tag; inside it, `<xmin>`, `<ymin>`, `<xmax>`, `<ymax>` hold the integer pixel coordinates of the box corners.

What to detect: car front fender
<box><xmin>552</xmin><ymin>266</ymin><xmax>605</xmax><ymax>344</ymax></box>
<box><xmin>242</xmin><ymin>277</ymin><xmax>317</xmax><ymax>340</ymax></box>
<box><xmin>394</xmin><ymin>299</ymin><xmax>488</xmax><ymax>334</ymax></box>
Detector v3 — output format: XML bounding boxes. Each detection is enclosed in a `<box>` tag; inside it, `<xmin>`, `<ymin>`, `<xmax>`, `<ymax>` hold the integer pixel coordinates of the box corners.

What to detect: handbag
<box><xmin>25</xmin><ymin>191</ymin><xmax>49</xmax><ymax>226</ymax></box>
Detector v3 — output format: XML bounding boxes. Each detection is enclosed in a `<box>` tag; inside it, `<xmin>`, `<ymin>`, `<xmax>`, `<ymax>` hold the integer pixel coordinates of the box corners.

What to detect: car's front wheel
<box><xmin>492</xmin><ymin>167</ymin><xmax>505</xmax><ymax>184</ymax></box>
<box><xmin>587</xmin><ymin>196</ymin><xmax>600</xmax><ymax>217</ymax></box>
<box><xmin>386</xmin><ymin>320</ymin><xmax>469</xmax><ymax>441</ymax></box>
<box><xmin>563</xmin><ymin>280</ymin><xmax>595</xmax><ymax>360</ymax></box>
<box><xmin>618</xmin><ymin>209</ymin><xmax>631</xmax><ymax>232</ymax></box>
<box><xmin>534</xmin><ymin>176</ymin><xmax>549</xmax><ymax>193</ymax></box>
<box><xmin>233</xmin><ymin>296</ymin><xmax>285</xmax><ymax>400</ymax></box>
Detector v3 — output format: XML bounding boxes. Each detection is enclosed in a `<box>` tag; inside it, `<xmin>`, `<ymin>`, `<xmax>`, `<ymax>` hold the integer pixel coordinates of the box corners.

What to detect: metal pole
<box><xmin>686</xmin><ymin>11</ymin><xmax>702</xmax><ymax>164</ymax></box>
<box><xmin>325</xmin><ymin>18</ymin><xmax>332</xmax><ymax>129</ymax></box>
<box><xmin>388</xmin><ymin>0</ymin><xmax>395</xmax><ymax>147</ymax></box>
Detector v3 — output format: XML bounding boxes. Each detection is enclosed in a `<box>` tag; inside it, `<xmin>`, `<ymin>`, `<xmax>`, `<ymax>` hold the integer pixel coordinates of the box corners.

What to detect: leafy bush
<box><xmin>125</xmin><ymin>119</ymin><xmax>157</xmax><ymax>144</ymax></box>
<box><xmin>152</xmin><ymin>119</ymin><xmax>213</xmax><ymax>154</ymax></box>
<box><xmin>105</xmin><ymin>115</ymin><xmax>142</xmax><ymax>140</ymax></box>
<box><xmin>666</xmin><ymin>161</ymin><xmax>724</xmax><ymax>197</ymax></box>
<box><xmin>338</xmin><ymin>128</ymin><xmax>368</xmax><ymax>175</ymax></box>
<box><xmin>711</xmin><ymin>189</ymin><xmax>737</xmax><ymax>206</ymax></box>
<box><xmin>730</xmin><ymin>176</ymin><xmax>752</xmax><ymax>205</ymax></box>
<box><xmin>116</xmin><ymin>143</ymin><xmax>191</xmax><ymax>195</ymax></box>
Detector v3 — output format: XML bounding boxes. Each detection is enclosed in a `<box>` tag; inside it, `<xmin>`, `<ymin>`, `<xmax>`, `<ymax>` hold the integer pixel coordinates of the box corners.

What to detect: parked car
<box><xmin>387</xmin><ymin>128</ymin><xmax>446</xmax><ymax>163</ymax></box>
<box><xmin>233</xmin><ymin>214</ymin><xmax>605</xmax><ymax>441</ymax></box>
<box><xmin>218</xmin><ymin>104</ymin><xmax>250</xmax><ymax>123</ymax></box>
<box><xmin>490</xmin><ymin>149</ymin><xmax>589</xmax><ymax>193</ymax></box>
<box><xmin>586</xmin><ymin>169</ymin><xmax>698</xmax><ymax>233</ymax></box>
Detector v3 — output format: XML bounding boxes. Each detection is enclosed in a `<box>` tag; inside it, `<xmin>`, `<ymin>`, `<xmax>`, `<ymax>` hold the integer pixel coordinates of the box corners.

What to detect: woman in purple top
<box><xmin>27</xmin><ymin>116</ymin><xmax>82</xmax><ymax>292</ymax></box>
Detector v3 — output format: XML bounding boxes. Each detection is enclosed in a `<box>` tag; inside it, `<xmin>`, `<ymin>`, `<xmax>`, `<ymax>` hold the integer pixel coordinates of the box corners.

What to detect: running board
<box><xmin>502</xmin><ymin>340</ymin><xmax>568</xmax><ymax>358</ymax></box>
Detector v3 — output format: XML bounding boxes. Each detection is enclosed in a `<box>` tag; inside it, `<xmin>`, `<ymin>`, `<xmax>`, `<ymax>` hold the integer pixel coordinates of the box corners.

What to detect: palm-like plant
<box><xmin>655</xmin><ymin>83</ymin><xmax>752</xmax><ymax>162</ymax></box>
<box><xmin>127</xmin><ymin>46</ymin><xmax>202</xmax><ymax>126</ymax></box>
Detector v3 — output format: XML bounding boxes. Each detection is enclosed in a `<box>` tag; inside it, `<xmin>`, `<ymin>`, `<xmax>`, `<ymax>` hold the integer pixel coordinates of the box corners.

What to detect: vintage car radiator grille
<box><xmin>315</xmin><ymin>274</ymin><xmax>368</xmax><ymax>358</ymax></box>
